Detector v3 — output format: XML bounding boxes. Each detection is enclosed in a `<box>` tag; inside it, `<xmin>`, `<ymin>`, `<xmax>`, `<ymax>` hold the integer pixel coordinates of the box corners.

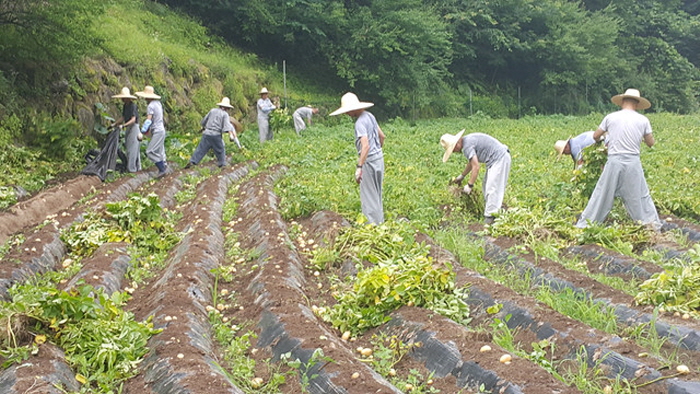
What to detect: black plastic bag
<box><xmin>81</xmin><ymin>128</ymin><xmax>123</xmax><ymax>181</ymax></box>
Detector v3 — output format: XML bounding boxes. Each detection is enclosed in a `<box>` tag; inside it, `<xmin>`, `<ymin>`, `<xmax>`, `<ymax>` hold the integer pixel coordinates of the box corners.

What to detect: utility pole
<box><xmin>283</xmin><ymin>60</ymin><xmax>287</xmax><ymax>109</ymax></box>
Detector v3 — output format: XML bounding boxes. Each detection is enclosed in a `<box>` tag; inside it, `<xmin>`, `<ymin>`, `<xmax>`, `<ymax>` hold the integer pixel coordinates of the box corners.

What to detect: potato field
<box><xmin>1</xmin><ymin>114</ymin><xmax>700</xmax><ymax>394</ymax></box>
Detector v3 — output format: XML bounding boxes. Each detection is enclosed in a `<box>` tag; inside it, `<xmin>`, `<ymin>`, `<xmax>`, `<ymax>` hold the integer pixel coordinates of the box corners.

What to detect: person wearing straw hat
<box><xmin>441</xmin><ymin>130</ymin><xmax>511</xmax><ymax>224</ymax></box>
<box><xmin>554</xmin><ymin>131</ymin><xmax>603</xmax><ymax>169</ymax></box>
<box><xmin>330</xmin><ymin>92</ymin><xmax>386</xmax><ymax>224</ymax></box>
<box><xmin>111</xmin><ymin>87</ymin><xmax>141</xmax><ymax>173</ymax></box>
<box><xmin>136</xmin><ymin>85</ymin><xmax>168</xmax><ymax>178</ymax></box>
<box><xmin>185</xmin><ymin>97</ymin><xmax>239</xmax><ymax>169</ymax></box>
<box><xmin>292</xmin><ymin>105</ymin><xmax>319</xmax><ymax>135</ymax></box>
<box><xmin>257</xmin><ymin>87</ymin><xmax>277</xmax><ymax>143</ymax></box>
<box><xmin>575</xmin><ymin>88</ymin><xmax>661</xmax><ymax>230</ymax></box>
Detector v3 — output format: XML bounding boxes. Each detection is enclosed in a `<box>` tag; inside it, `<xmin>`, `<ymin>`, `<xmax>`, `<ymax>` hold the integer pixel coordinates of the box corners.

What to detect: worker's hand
<box><xmin>451</xmin><ymin>174</ymin><xmax>465</xmax><ymax>186</ymax></box>
<box><xmin>463</xmin><ymin>184</ymin><xmax>473</xmax><ymax>195</ymax></box>
<box><xmin>354</xmin><ymin>167</ymin><xmax>362</xmax><ymax>184</ymax></box>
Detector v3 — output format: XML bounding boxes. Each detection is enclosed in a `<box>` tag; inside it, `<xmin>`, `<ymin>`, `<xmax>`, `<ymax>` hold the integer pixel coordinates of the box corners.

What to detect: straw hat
<box><xmin>329</xmin><ymin>93</ymin><xmax>374</xmax><ymax>116</ymax></box>
<box><xmin>112</xmin><ymin>87</ymin><xmax>136</xmax><ymax>99</ymax></box>
<box><xmin>217</xmin><ymin>97</ymin><xmax>234</xmax><ymax>109</ymax></box>
<box><xmin>439</xmin><ymin>129</ymin><xmax>465</xmax><ymax>163</ymax></box>
<box><xmin>259</xmin><ymin>87</ymin><xmax>269</xmax><ymax>95</ymax></box>
<box><xmin>553</xmin><ymin>137</ymin><xmax>571</xmax><ymax>161</ymax></box>
<box><xmin>135</xmin><ymin>86</ymin><xmax>161</xmax><ymax>100</ymax></box>
<box><xmin>611</xmin><ymin>88</ymin><xmax>651</xmax><ymax>110</ymax></box>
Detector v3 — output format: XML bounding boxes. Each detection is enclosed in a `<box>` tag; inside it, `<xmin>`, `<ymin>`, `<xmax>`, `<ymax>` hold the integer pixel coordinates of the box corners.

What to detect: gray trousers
<box><xmin>146</xmin><ymin>130</ymin><xmax>166</xmax><ymax>163</ymax></box>
<box><xmin>576</xmin><ymin>154</ymin><xmax>660</xmax><ymax>229</ymax></box>
<box><xmin>483</xmin><ymin>152</ymin><xmax>511</xmax><ymax>218</ymax></box>
<box><xmin>190</xmin><ymin>134</ymin><xmax>226</xmax><ymax>166</ymax></box>
<box><xmin>293</xmin><ymin>114</ymin><xmax>306</xmax><ymax>134</ymax></box>
<box><xmin>124</xmin><ymin>123</ymin><xmax>142</xmax><ymax>172</ymax></box>
<box><xmin>360</xmin><ymin>155</ymin><xmax>384</xmax><ymax>224</ymax></box>
<box><xmin>258</xmin><ymin>116</ymin><xmax>272</xmax><ymax>143</ymax></box>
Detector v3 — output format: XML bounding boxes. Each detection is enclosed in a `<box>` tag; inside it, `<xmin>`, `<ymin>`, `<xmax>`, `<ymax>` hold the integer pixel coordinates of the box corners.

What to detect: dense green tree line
<box><xmin>0</xmin><ymin>0</ymin><xmax>698</xmax><ymax>118</ymax></box>
<box><xmin>161</xmin><ymin>0</ymin><xmax>700</xmax><ymax>116</ymax></box>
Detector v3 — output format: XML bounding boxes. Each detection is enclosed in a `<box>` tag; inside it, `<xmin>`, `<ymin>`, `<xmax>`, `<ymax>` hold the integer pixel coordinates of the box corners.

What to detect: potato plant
<box><xmin>1</xmin><ymin>282</ymin><xmax>159</xmax><ymax>391</ymax></box>
<box><xmin>311</xmin><ymin>221</ymin><xmax>470</xmax><ymax>335</ymax></box>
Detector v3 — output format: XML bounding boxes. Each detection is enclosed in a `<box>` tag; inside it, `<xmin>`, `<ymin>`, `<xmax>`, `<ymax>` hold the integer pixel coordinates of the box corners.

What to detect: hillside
<box><xmin>0</xmin><ymin>0</ymin><xmax>339</xmax><ymax>208</ymax></box>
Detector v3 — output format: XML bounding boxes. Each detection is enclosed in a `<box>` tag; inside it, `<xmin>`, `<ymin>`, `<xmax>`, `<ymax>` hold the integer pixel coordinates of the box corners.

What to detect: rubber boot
<box><xmin>155</xmin><ymin>161</ymin><xmax>167</xmax><ymax>178</ymax></box>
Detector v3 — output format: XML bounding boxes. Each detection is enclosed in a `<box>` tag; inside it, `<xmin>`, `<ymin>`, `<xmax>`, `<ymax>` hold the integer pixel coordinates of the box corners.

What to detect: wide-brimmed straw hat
<box><xmin>112</xmin><ymin>87</ymin><xmax>136</xmax><ymax>99</ymax></box>
<box><xmin>329</xmin><ymin>93</ymin><xmax>374</xmax><ymax>116</ymax></box>
<box><xmin>611</xmin><ymin>88</ymin><xmax>651</xmax><ymax>110</ymax></box>
<box><xmin>135</xmin><ymin>86</ymin><xmax>161</xmax><ymax>100</ymax></box>
<box><xmin>553</xmin><ymin>137</ymin><xmax>571</xmax><ymax>161</ymax></box>
<box><xmin>217</xmin><ymin>97</ymin><xmax>234</xmax><ymax>109</ymax></box>
<box><xmin>259</xmin><ymin>87</ymin><xmax>269</xmax><ymax>95</ymax></box>
<box><xmin>439</xmin><ymin>129</ymin><xmax>465</xmax><ymax>163</ymax></box>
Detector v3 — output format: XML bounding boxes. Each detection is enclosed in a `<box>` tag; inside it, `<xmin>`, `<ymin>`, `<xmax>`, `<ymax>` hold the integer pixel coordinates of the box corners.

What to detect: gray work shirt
<box><xmin>201</xmin><ymin>107</ymin><xmax>234</xmax><ymax>136</ymax></box>
<box><xmin>569</xmin><ymin>131</ymin><xmax>596</xmax><ymax>162</ymax></box>
<box><xmin>146</xmin><ymin>100</ymin><xmax>165</xmax><ymax>133</ymax></box>
<box><xmin>354</xmin><ymin>111</ymin><xmax>383</xmax><ymax>157</ymax></box>
<box><xmin>599</xmin><ymin>109</ymin><xmax>651</xmax><ymax>155</ymax></box>
<box><xmin>461</xmin><ymin>133</ymin><xmax>508</xmax><ymax>168</ymax></box>
<box><xmin>294</xmin><ymin>106</ymin><xmax>313</xmax><ymax>119</ymax></box>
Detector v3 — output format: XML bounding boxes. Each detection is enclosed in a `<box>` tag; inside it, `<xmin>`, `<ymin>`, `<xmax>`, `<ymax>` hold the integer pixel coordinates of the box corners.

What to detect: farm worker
<box><xmin>441</xmin><ymin>130</ymin><xmax>511</xmax><ymax>225</ymax></box>
<box><xmin>257</xmin><ymin>87</ymin><xmax>277</xmax><ymax>143</ymax></box>
<box><xmin>135</xmin><ymin>86</ymin><xmax>168</xmax><ymax>178</ymax></box>
<box><xmin>185</xmin><ymin>97</ymin><xmax>239</xmax><ymax>169</ymax></box>
<box><xmin>575</xmin><ymin>88</ymin><xmax>661</xmax><ymax>230</ymax></box>
<box><xmin>330</xmin><ymin>92</ymin><xmax>386</xmax><ymax>224</ymax></box>
<box><xmin>110</xmin><ymin>87</ymin><xmax>141</xmax><ymax>173</ymax></box>
<box><xmin>554</xmin><ymin>131</ymin><xmax>605</xmax><ymax>168</ymax></box>
<box><xmin>292</xmin><ymin>105</ymin><xmax>319</xmax><ymax>135</ymax></box>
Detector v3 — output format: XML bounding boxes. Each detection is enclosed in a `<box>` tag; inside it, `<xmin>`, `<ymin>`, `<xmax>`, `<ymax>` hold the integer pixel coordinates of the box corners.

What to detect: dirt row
<box><xmin>1</xmin><ymin>165</ymin><xmax>700</xmax><ymax>393</ymax></box>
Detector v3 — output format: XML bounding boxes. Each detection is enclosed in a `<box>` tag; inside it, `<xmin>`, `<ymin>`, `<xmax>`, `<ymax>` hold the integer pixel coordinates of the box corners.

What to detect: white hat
<box><xmin>217</xmin><ymin>97</ymin><xmax>234</xmax><ymax>108</ymax></box>
<box><xmin>329</xmin><ymin>93</ymin><xmax>374</xmax><ymax>116</ymax></box>
<box><xmin>259</xmin><ymin>87</ymin><xmax>269</xmax><ymax>94</ymax></box>
<box><xmin>135</xmin><ymin>86</ymin><xmax>161</xmax><ymax>100</ymax></box>
<box><xmin>112</xmin><ymin>87</ymin><xmax>136</xmax><ymax>99</ymax></box>
<box><xmin>611</xmin><ymin>88</ymin><xmax>651</xmax><ymax>110</ymax></box>
<box><xmin>439</xmin><ymin>129</ymin><xmax>465</xmax><ymax>163</ymax></box>
<box><xmin>553</xmin><ymin>137</ymin><xmax>571</xmax><ymax>161</ymax></box>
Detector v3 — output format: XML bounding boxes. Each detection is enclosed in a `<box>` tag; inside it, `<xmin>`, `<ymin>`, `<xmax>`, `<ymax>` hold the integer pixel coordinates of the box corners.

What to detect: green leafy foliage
<box><xmin>62</xmin><ymin>193</ymin><xmax>181</xmax><ymax>257</ymax></box>
<box><xmin>314</xmin><ymin>221</ymin><xmax>470</xmax><ymax>335</ymax></box>
<box><xmin>577</xmin><ymin>222</ymin><xmax>653</xmax><ymax>255</ymax></box>
<box><xmin>570</xmin><ymin>144</ymin><xmax>608</xmax><ymax>198</ymax></box>
<box><xmin>635</xmin><ymin>254</ymin><xmax>700</xmax><ymax>316</ymax></box>
<box><xmin>210</xmin><ymin>315</ymin><xmax>289</xmax><ymax>392</ymax></box>
<box><xmin>2</xmin><ymin>282</ymin><xmax>160</xmax><ymax>391</ymax></box>
<box><xmin>269</xmin><ymin>107</ymin><xmax>292</xmax><ymax>134</ymax></box>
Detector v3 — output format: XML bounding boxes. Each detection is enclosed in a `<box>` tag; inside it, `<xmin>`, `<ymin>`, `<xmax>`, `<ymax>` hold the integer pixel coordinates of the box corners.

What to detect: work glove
<box><xmin>463</xmin><ymin>184</ymin><xmax>473</xmax><ymax>195</ymax></box>
<box><xmin>451</xmin><ymin>174</ymin><xmax>465</xmax><ymax>186</ymax></box>
<box><xmin>354</xmin><ymin>167</ymin><xmax>362</xmax><ymax>184</ymax></box>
